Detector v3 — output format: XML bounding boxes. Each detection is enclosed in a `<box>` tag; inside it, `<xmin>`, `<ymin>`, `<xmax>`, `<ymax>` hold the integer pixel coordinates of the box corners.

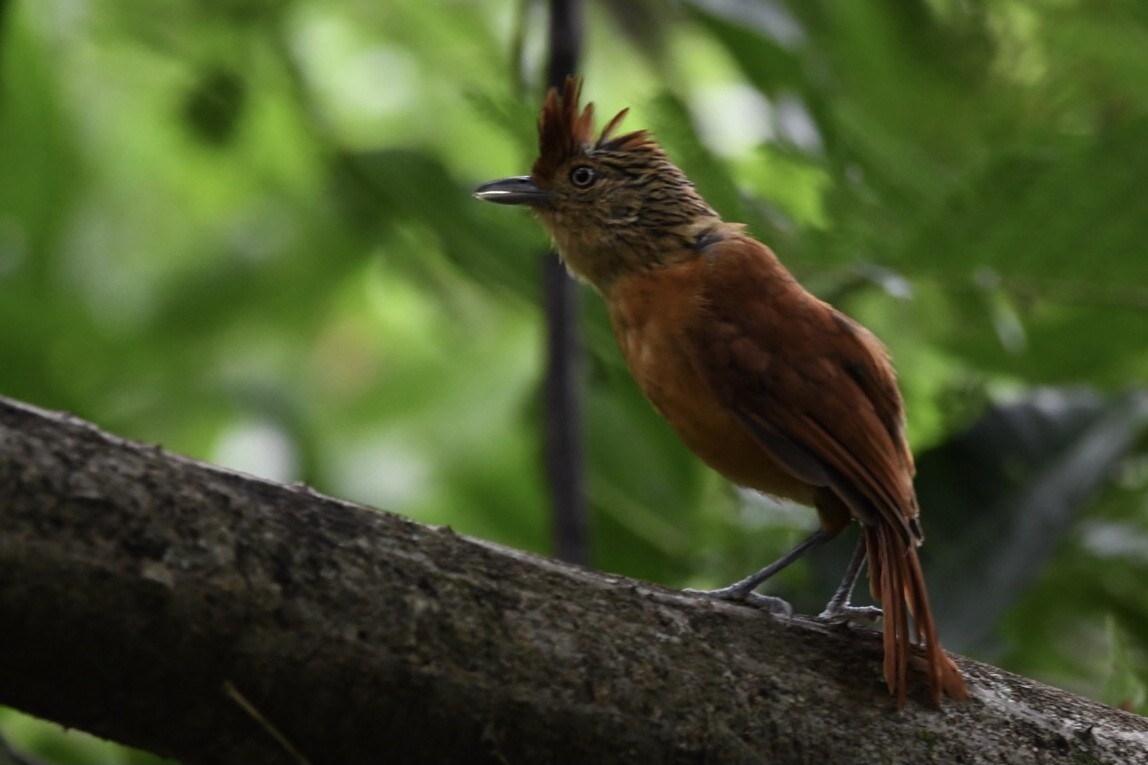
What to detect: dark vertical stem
<box><xmin>542</xmin><ymin>0</ymin><xmax>588</xmax><ymax>565</ymax></box>
<box><xmin>542</xmin><ymin>251</ymin><xmax>586</xmax><ymax>565</ymax></box>
<box><xmin>546</xmin><ymin>0</ymin><xmax>582</xmax><ymax>87</ymax></box>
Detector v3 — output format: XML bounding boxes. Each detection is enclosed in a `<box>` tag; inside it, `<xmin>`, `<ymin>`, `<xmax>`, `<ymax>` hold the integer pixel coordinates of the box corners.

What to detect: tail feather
<box><xmin>865</xmin><ymin>524</ymin><xmax>968</xmax><ymax>706</ymax></box>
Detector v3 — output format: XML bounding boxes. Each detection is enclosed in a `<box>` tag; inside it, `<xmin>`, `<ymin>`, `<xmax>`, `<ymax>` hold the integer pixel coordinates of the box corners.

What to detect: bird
<box><xmin>474</xmin><ymin>77</ymin><xmax>968</xmax><ymax>707</ymax></box>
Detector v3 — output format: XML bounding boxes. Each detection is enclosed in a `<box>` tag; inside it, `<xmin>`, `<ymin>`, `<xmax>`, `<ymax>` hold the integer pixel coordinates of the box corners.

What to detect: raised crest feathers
<box><xmin>531</xmin><ymin>77</ymin><xmax>655</xmax><ymax>182</ymax></box>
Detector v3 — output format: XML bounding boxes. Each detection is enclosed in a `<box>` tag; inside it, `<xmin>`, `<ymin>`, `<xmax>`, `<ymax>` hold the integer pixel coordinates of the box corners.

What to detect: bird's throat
<box><xmin>545</xmin><ymin>214</ymin><xmax>729</xmax><ymax>295</ymax></box>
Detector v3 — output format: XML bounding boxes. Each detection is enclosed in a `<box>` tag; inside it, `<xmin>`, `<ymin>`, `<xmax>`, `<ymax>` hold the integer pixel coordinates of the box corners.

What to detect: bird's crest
<box><xmin>532</xmin><ymin>77</ymin><xmax>655</xmax><ymax>182</ymax></box>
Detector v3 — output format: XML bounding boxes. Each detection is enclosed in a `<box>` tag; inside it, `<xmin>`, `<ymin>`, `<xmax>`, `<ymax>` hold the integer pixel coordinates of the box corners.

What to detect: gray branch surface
<box><xmin>1</xmin><ymin>396</ymin><xmax>1146</xmax><ymax>765</ymax></box>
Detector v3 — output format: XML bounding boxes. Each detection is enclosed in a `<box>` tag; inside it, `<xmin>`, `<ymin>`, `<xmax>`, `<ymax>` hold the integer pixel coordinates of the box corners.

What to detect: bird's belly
<box><xmin>617</xmin><ymin>322</ymin><xmax>816</xmax><ymax>506</ymax></box>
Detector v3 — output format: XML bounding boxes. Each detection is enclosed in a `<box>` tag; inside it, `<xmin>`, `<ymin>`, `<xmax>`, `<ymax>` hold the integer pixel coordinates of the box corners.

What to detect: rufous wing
<box><xmin>686</xmin><ymin>234</ymin><xmax>918</xmax><ymax>540</ymax></box>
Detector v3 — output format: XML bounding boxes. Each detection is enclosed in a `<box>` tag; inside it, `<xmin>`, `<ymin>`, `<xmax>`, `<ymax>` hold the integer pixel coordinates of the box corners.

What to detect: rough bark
<box><xmin>0</xmin><ymin>395</ymin><xmax>1145</xmax><ymax>765</ymax></box>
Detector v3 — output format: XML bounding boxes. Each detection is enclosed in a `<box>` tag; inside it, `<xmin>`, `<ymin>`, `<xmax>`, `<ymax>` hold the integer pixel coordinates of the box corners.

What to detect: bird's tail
<box><xmin>864</xmin><ymin>522</ymin><xmax>968</xmax><ymax>706</ymax></box>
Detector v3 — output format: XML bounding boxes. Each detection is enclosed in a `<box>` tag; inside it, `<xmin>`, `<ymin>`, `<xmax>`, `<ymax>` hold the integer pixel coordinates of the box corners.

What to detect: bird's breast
<box><xmin>606</xmin><ymin>265</ymin><xmax>816</xmax><ymax>504</ymax></box>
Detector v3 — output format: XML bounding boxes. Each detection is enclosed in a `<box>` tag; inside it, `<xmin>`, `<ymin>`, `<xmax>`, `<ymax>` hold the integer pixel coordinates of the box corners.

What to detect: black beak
<box><xmin>473</xmin><ymin>175</ymin><xmax>550</xmax><ymax>206</ymax></box>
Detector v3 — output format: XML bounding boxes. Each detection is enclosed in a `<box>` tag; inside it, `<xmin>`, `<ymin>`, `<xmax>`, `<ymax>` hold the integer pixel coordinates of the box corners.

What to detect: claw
<box><xmin>744</xmin><ymin>592</ymin><xmax>794</xmax><ymax>617</ymax></box>
<box><xmin>682</xmin><ymin>587</ymin><xmax>794</xmax><ymax>617</ymax></box>
<box><xmin>818</xmin><ymin>603</ymin><xmax>882</xmax><ymax>623</ymax></box>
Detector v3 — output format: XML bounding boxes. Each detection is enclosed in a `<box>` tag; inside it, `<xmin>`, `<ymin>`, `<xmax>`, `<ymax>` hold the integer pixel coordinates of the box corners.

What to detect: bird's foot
<box><xmin>682</xmin><ymin>586</ymin><xmax>794</xmax><ymax>618</ymax></box>
<box><xmin>818</xmin><ymin>602</ymin><xmax>882</xmax><ymax>623</ymax></box>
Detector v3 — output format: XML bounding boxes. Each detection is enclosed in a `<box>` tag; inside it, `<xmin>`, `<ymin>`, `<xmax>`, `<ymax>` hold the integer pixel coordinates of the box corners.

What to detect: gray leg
<box><xmin>818</xmin><ymin>535</ymin><xmax>882</xmax><ymax>622</ymax></box>
<box><xmin>683</xmin><ymin>528</ymin><xmax>835</xmax><ymax>616</ymax></box>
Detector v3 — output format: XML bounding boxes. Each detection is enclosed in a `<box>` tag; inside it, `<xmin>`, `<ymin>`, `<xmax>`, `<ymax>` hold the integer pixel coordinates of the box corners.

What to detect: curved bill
<box><xmin>473</xmin><ymin>175</ymin><xmax>551</xmax><ymax>206</ymax></box>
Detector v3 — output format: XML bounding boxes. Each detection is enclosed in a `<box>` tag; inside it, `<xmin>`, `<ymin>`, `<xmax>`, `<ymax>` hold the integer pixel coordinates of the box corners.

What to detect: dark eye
<box><xmin>569</xmin><ymin>165</ymin><xmax>596</xmax><ymax>188</ymax></box>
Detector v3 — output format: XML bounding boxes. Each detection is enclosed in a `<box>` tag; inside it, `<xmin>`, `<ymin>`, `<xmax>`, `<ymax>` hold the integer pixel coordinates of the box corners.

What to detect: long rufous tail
<box><xmin>865</xmin><ymin>523</ymin><xmax>968</xmax><ymax>706</ymax></box>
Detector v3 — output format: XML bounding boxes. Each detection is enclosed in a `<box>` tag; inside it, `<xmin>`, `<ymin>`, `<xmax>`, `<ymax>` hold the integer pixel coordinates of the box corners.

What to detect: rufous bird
<box><xmin>475</xmin><ymin>78</ymin><xmax>967</xmax><ymax>706</ymax></box>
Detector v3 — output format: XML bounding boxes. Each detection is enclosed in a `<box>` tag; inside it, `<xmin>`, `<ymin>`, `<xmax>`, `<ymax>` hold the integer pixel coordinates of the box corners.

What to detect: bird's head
<box><xmin>475</xmin><ymin>78</ymin><xmax>721</xmax><ymax>292</ymax></box>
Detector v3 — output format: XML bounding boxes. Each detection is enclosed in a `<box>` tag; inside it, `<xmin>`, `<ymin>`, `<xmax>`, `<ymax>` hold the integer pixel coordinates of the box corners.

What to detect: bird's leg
<box><xmin>683</xmin><ymin>528</ymin><xmax>835</xmax><ymax>616</ymax></box>
<box><xmin>818</xmin><ymin>535</ymin><xmax>882</xmax><ymax>622</ymax></box>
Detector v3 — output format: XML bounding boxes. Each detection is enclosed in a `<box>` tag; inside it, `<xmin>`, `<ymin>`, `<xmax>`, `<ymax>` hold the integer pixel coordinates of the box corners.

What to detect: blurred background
<box><xmin>1</xmin><ymin>0</ymin><xmax>1146</xmax><ymax>760</ymax></box>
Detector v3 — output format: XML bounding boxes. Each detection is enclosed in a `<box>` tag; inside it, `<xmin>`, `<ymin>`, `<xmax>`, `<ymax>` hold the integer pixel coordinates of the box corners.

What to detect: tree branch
<box><xmin>0</xmin><ymin>396</ymin><xmax>1145</xmax><ymax>764</ymax></box>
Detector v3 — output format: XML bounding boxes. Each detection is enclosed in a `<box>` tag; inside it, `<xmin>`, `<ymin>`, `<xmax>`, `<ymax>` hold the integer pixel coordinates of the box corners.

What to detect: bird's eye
<box><xmin>569</xmin><ymin>166</ymin><xmax>596</xmax><ymax>188</ymax></box>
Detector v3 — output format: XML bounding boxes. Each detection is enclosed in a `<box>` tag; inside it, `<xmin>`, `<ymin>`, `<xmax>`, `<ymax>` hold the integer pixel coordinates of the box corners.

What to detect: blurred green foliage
<box><xmin>1</xmin><ymin>0</ymin><xmax>1146</xmax><ymax>759</ymax></box>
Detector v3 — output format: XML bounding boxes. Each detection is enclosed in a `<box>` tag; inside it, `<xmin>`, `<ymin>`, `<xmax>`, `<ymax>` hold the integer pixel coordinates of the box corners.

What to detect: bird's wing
<box><xmin>689</xmin><ymin>235</ymin><xmax>918</xmax><ymax>539</ymax></box>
